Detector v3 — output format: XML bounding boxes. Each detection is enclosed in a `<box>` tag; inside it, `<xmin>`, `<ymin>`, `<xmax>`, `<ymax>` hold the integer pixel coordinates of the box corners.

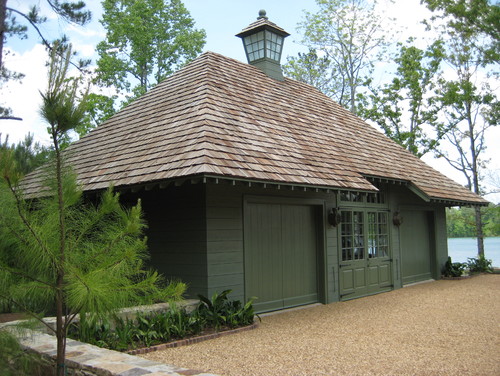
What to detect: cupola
<box><xmin>236</xmin><ymin>10</ymin><xmax>290</xmax><ymax>81</ymax></box>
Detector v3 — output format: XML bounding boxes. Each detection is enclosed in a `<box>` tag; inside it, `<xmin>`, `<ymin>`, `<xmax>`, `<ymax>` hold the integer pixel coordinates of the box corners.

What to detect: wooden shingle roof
<box><xmin>22</xmin><ymin>52</ymin><xmax>486</xmax><ymax>205</ymax></box>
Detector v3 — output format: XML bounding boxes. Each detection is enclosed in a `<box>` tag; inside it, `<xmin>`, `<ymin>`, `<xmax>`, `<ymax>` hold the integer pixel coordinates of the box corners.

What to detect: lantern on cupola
<box><xmin>236</xmin><ymin>10</ymin><xmax>290</xmax><ymax>81</ymax></box>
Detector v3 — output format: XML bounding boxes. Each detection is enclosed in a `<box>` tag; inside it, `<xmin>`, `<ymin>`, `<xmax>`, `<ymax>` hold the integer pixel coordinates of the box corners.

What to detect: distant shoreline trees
<box><xmin>447</xmin><ymin>205</ymin><xmax>499</xmax><ymax>238</ymax></box>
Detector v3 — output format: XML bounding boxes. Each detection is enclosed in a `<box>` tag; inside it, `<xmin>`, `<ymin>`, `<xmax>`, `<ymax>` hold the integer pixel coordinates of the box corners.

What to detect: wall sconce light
<box><xmin>328</xmin><ymin>208</ymin><xmax>341</xmax><ymax>227</ymax></box>
<box><xmin>393</xmin><ymin>211</ymin><xmax>403</xmax><ymax>226</ymax></box>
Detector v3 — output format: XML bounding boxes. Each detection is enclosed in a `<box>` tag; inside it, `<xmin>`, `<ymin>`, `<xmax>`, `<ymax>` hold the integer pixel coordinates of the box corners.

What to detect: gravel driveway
<box><xmin>142</xmin><ymin>274</ymin><xmax>500</xmax><ymax>376</ymax></box>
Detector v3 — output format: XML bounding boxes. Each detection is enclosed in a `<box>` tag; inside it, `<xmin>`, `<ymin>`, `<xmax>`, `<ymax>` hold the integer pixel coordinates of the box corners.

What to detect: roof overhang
<box><xmin>363</xmin><ymin>174</ymin><xmax>489</xmax><ymax>207</ymax></box>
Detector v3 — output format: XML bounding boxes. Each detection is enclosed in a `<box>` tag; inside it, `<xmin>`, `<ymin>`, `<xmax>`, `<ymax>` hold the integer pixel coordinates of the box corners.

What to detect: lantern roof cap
<box><xmin>236</xmin><ymin>10</ymin><xmax>290</xmax><ymax>39</ymax></box>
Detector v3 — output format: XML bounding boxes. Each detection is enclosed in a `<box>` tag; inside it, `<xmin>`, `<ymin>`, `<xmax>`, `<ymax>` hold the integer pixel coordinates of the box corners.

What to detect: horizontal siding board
<box><xmin>208</xmin><ymin>273</ymin><xmax>244</xmax><ymax>288</ymax></box>
<box><xmin>206</xmin><ymin>206</ymin><xmax>241</xmax><ymax>219</ymax></box>
<box><xmin>207</xmin><ymin>218</ymin><xmax>242</xmax><ymax>231</ymax></box>
<box><xmin>207</xmin><ymin>229</ymin><xmax>243</xmax><ymax>242</ymax></box>
<box><xmin>208</xmin><ymin>262</ymin><xmax>244</xmax><ymax>276</ymax></box>
<box><xmin>148</xmin><ymin>242</ymin><xmax>206</xmax><ymax>255</ymax></box>
<box><xmin>207</xmin><ymin>240</ymin><xmax>243</xmax><ymax>253</ymax></box>
<box><xmin>207</xmin><ymin>251</ymin><xmax>243</xmax><ymax>264</ymax></box>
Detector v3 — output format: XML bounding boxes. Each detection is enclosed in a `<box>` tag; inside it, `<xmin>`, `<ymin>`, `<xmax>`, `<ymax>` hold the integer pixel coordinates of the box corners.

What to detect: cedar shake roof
<box><xmin>22</xmin><ymin>52</ymin><xmax>486</xmax><ymax>205</ymax></box>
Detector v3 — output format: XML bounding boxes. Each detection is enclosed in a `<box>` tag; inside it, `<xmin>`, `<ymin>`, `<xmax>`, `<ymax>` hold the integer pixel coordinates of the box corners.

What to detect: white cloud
<box><xmin>71</xmin><ymin>42</ymin><xmax>98</xmax><ymax>58</ymax></box>
<box><xmin>65</xmin><ymin>23</ymin><xmax>105</xmax><ymax>39</ymax></box>
<box><xmin>1</xmin><ymin>45</ymin><xmax>51</xmax><ymax>146</ymax></box>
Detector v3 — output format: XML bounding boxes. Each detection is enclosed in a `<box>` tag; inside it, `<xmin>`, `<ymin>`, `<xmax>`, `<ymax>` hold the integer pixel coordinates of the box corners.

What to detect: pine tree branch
<box><xmin>0</xmin><ymin>116</ymin><xmax>22</xmax><ymax>121</ymax></box>
<box><xmin>0</xmin><ymin>292</ymin><xmax>56</xmax><ymax>334</ymax></box>
<box><xmin>6</xmin><ymin>7</ymin><xmax>86</xmax><ymax>73</ymax></box>
<box><xmin>6</xmin><ymin>7</ymin><xmax>52</xmax><ymax>51</ymax></box>
<box><xmin>4</xmin><ymin>177</ymin><xmax>59</xmax><ymax>270</ymax></box>
<box><xmin>0</xmin><ymin>264</ymin><xmax>55</xmax><ymax>289</ymax></box>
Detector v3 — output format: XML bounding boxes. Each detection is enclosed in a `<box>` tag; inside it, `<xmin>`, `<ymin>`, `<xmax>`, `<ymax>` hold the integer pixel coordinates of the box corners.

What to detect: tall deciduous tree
<box><xmin>422</xmin><ymin>0</ymin><xmax>499</xmax><ymax>63</ymax></box>
<box><xmin>358</xmin><ymin>39</ymin><xmax>445</xmax><ymax>157</ymax></box>
<box><xmin>0</xmin><ymin>43</ymin><xmax>178</xmax><ymax>375</ymax></box>
<box><xmin>289</xmin><ymin>0</ymin><xmax>393</xmax><ymax>113</ymax></box>
<box><xmin>0</xmin><ymin>0</ymin><xmax>91</xmax><ymax>120</ymax></box>
<box><xmin>283</xmin><ymin>49</ymin><xmax>338</xmax><ymax>98</ymax></box>
<box><xmin>93</xmin><ymin>0</ymin><xmax>205</xmax><ymax>123</ymax></box>
<box><xmin>428</xmin><ymin>2</ymin><xmax>499</xmax><ymax>257</ymax></box>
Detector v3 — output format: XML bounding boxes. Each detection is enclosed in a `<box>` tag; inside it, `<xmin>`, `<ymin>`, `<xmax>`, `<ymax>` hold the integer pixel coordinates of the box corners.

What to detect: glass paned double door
<box><xmin>339</xmin><ymin>210</ymin><xmax>392</xmax><ymax>299</ymax></box>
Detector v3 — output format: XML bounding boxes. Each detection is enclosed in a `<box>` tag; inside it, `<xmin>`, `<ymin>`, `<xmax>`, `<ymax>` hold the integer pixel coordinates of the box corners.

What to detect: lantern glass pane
<box><xmin>244</xmin><ymin>31</ymin><xmax>265</xmax><ymax>62</ymax></box>
<box><xmin>265</xmin><ymin>30</ymin><xmax>283</xmax><ymax>61</ymax></box>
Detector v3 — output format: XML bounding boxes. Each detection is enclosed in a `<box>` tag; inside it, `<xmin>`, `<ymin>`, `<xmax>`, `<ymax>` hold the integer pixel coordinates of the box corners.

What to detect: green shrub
<box><xmin>443</xmin><ymin>257</ymin><xmax>466</xmax><ymax>277</ymax></box>
<box><xmin>68</xmin><ymin>292</ymin><xmax>256</xmax><ymax>351</ymax></box>
<box><xmin>467</xmin><ymin>255</ymin><xmax>493</xmax><ymax>274</ymax></box>
<box><xmin>196</xmin><ymin>289</ymin><xmax>257</xmax><ymax>330</ymax></box>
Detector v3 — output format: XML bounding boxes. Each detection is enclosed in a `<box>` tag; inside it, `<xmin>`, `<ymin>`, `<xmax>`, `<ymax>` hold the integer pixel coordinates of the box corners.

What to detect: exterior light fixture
<box><xmin>393</xmin><ymin>211</ymin><xmax>403</xmax><ymax>226</ymax></box>
<box><xmin>236</xmin><ymin>10</ymin><xmax>290</xmax><ymax>81</ymax></box>
<box><xmin>328</xmin><ymin>208</ymin><xmax>341</xmax><ymax>227</ymax></box>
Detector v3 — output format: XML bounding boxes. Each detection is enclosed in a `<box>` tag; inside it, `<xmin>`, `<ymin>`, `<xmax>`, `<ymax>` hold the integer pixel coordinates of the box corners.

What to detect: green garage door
<box><xmin>245</xmin><ymin>203</ymin><xmax>319</xmax><ymax>312</ymax></box>
<box><xmin>400</xmin><ymin>210</ymin><xmax>433</xmax><ymax>284</ymax></box>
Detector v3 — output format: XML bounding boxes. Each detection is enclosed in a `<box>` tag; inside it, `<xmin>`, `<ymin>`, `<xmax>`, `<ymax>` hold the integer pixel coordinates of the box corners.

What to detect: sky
<box><xmin>1</xmin><ymin>0</ymin><xmax>499</xmax><ymax>203</ymax></box>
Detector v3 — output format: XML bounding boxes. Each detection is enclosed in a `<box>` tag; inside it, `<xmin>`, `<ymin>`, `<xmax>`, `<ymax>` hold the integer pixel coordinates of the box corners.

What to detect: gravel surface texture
<box><xmin>142</xmin><ymin>274</ymin><xmax>500</xmax><ymax>376</ymax></box>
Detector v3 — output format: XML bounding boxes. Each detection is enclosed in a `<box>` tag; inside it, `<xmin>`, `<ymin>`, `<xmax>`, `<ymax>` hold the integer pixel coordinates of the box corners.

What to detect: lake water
<box><xmin>448</xmin><ymin>237</ymin><xmax>500</xmax><ymax>267</ymax></box>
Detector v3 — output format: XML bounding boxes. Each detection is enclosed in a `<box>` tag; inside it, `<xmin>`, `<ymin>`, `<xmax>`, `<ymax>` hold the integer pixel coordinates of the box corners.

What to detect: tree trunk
<box><xmin>468</xmin><ymin>107</ymin><xmax>484</xmax><ymax>258</ymax></box>
<box><xmin>0</xmin><ymin>0</ymin><xmax>7</xmax><ymax>69</ymax></box>
<box><xmin>56</xmin><ymin>277</ymin><xmax>66</xmax><ymax>376</ymax></box>
<box><xmin>474</xmin><ymin>206</ymin><xmax>485</xmax><ymax>257</ymax></box>
<box><xmin>53</xmin><ymin>130</ymin><xmax>67</xmax><ymax>376</ymax></box>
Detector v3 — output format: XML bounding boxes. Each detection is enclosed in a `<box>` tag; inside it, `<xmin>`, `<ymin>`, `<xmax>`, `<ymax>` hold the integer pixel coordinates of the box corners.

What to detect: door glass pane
<box><xmin>367</xmin><ymin>211</ymin><xmax>389</xmax><ymax>258</ymax></box>
<box><xmin>341</xmin><ymin>211</ymin><xmax>363</xmax><ymax>261</ymax></box>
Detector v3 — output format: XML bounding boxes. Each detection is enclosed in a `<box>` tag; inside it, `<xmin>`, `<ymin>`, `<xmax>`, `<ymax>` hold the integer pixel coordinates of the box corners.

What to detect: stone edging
<box><xmin>127</xmin><ymin>322</ymin><xmax>259</xmax><ymax>355</ymax></box>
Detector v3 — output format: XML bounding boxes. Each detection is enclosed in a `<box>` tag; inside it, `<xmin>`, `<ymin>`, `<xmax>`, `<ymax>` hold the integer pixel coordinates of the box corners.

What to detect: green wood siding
<box><xmin>124</xmin><ymin>185</ymin><xmax>209</xmax><ymax>298</ymax></box>
<box><xmin>326</xmin><ymin>206</ymin><xmax>339</xmax><ymax>303</ymax></box>
<box><xmin>433</xmin><ymin>207</ymin><xmax>448</xmax><ymax>279</ymax></box>
<box><xmin>388</xmin><ymin>185</ymin><xmax>449</xmax><ymax>287</ymax></box>
<box><xmin>119</xmin><ymin>179</ymin><xmax>450</xmax><ymax>311</ymax></box>
<box><xmin>206</xmin><ymin>186</ymin><xmax>245</xmax><ymax>301</ymax></box>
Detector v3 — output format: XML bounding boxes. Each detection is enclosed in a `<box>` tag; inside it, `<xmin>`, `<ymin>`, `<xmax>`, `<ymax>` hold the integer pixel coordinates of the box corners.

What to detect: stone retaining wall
<box><xmin>1</xmin><ymin>300</ymin><xmax>219</xmax><ymax>376</ymax></box>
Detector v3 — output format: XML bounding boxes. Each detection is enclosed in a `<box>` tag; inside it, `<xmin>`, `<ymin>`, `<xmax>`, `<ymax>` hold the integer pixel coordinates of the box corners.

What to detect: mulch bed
<box><xmin>0</xmin><ymin>313</ymin><xmax>27</xmax><ymax>323</ymax></box>
<box><xmin>127</xmin><ymin>322</ymin><xmax>258</xmax><ymax>355</ymax></box>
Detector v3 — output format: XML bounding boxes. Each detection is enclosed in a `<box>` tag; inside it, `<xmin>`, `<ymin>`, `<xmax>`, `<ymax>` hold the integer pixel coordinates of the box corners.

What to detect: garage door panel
<box><xmin>245</xmin><ymin>203</ymin><xmax>319</xmax><ymax>312</ymax></box>
<box><xmin>245</xmin><ymin>203</ymin><xmax>282</xmax><ymax>306</ymax></box>
<box><xmin>282</xmin><ymin>205</ymin><xmax>317</xmax><ymax>299</ymax></box>
<box><xmin>401</xmin><ymin>210</ymin><xmax>433</xmax><ymax>285</ymax></box>
<box><xmin>283</xmin><ymin>292</ymin><xmax>318</xmax><ymax>308</ymax></box>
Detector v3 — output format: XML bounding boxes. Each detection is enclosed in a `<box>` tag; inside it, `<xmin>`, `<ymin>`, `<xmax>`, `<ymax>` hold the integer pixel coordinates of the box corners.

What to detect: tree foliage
<box><xmin>447</xmin><ymin>205</ymin><xmax>500</xmax><ymax>238</ymax></box>
<box><xmin>0</xmin><ymin>0</ymin><xmax>91</xmax><ymax>119</ymax></box>
<box><xmin>0</xmin><ymin>133</ymin><xmax>52</xmax><ymax>175</ymax></box>
<box><xmin>283</xmin><ymin>49</ymin><xmax>334</xmax><ymax>96</ymax></box>
<box><xmin>428</xmin><ymin>4</ymin><xmax>499</xmax><ymax>257</ymax></box>
<box><xmin>422</xmin><ymin>0</ymin><xmax>499</xmax><ymax>63</ymax></box>
<box><xmin>92</xmin><ymin>0</ymin><xmax>206</xmax><ymax>125</ymax></box>
<box><xmin>288</xmin><ymin>0</ymin><xmax>393</xmax><ymax>113</ymax></box>
<box><xmin>0</xmin><ymin>43</ymin><xmax>181</xmax><ymax>375</ymax></box>
<box><xmin>358</xmin><ymin>39</ymin><xmax>445</xmax><ymax>157</ymax></box>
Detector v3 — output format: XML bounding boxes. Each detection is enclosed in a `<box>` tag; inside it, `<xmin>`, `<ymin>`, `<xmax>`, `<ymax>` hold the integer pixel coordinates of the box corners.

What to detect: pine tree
<box><xmin>0</xmin><ymin>42</ymin><xmax>180</xmax><ymax>375</ymax></box>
